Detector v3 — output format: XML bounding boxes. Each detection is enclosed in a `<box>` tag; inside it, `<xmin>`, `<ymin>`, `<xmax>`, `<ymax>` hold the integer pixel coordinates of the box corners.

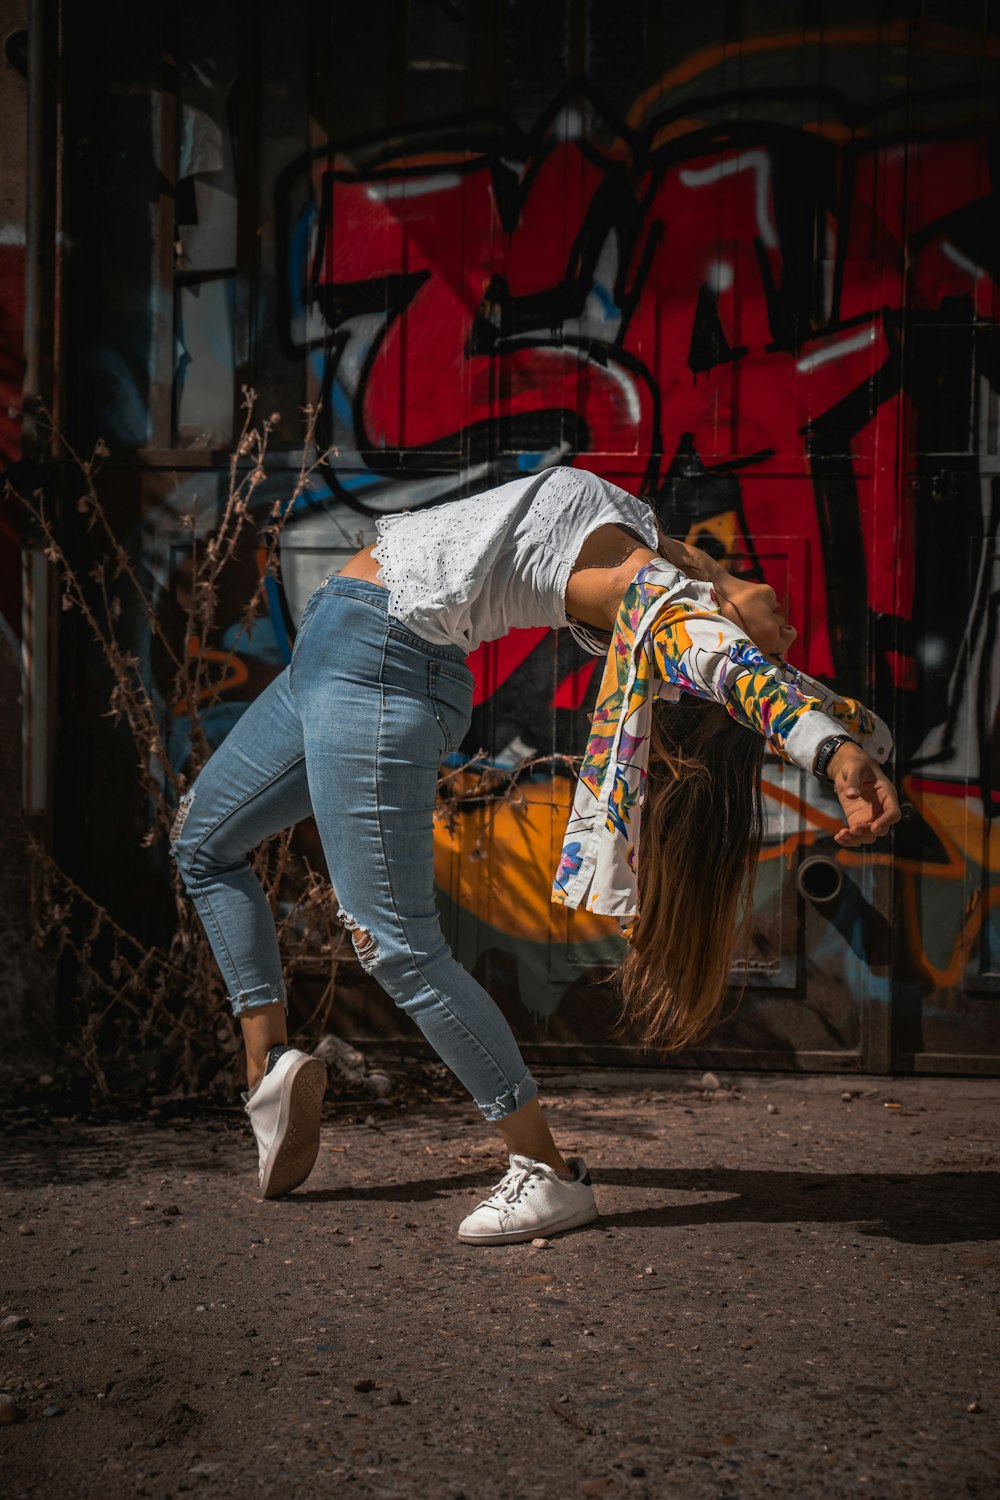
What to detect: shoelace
<box><xmin>477</xmin><ymin>1158</ymin><xmax>538</xmax><ymax>1211</ymax></box>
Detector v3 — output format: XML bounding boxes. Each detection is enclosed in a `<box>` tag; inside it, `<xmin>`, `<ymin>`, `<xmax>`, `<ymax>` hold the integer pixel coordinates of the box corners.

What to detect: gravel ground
<box><xmin>1</xmin><ymin>1072</ymin><xmax>998</xmax><ymax>1499</ymax></box>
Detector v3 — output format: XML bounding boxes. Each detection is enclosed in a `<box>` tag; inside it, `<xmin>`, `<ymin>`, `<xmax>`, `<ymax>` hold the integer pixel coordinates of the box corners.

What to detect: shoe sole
<box><xmin>259</xmin><ymin>1056</ymin><xmax>327</xmax><ymax>1200</ymax></box>
<box><xmin>457</xmin><ymin>1202</ymin><xmax>599</xmax><ymax>1246</ymax></box>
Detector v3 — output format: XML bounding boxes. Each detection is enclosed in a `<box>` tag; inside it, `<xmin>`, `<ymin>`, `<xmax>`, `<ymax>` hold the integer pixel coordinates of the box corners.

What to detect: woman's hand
<box><xmin>827</xmin><ymin>744</ymin><xmax>901</xmax><ymax>847</ymax></box>
<box><xmin>657</xmin><ymin>533</ymin><xmax>714</xmax><ymax>580</ymax></box>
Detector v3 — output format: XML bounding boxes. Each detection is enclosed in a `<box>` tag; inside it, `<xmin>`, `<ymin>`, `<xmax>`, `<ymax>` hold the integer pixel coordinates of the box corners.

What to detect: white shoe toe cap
<box><xmin>457</xmin><ymin>1206</ymin><xmax>503</xmax><ymax>1240</ymax></box>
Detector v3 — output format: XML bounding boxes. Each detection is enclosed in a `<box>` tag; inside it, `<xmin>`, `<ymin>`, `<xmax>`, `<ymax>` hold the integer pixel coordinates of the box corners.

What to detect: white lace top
<box><xmin>372</xmin><ymin>467</ymin><xmax>658</xmax><ymax>653</ymax></box>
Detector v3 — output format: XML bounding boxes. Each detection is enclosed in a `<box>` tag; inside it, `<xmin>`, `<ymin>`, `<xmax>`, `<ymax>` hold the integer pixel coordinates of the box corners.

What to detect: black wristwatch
<box><xmin>813</xmin><ymin>734</ymin><xmax>856</xmax><ymax>780</ymax></box>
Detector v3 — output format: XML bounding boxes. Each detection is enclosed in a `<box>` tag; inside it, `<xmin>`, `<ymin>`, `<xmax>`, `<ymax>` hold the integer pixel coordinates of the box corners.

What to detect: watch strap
<box><xmin>813</xmin><ymin>734</ymin><xmax>856</xmax><ymax>780</ymax></box>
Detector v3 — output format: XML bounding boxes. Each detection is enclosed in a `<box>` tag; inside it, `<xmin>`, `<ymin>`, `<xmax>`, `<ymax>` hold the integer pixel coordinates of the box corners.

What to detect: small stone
<box><xmin>365</xmin><ymin>1072</ymin><xmax>392</xmax><ymax>1099</ymax></box>
<box><xmin>387</xmin><ymin>1389</ymin><xmax>409</xmax><ymax>1405</ymax></box>
<box><xmin>42</xmin><ymin>1404</ymin><xmax>65</xmax><ymax>1418</ymax></box>
<box><xmin>531</xmin><ymin>1238</ymin><xmax>551</xmax><ymax>1249</ymax></box>
<box><xmin>313</xmin><ymin>1032</ymin><xmax>366</xmax><ymax>1081</ymax></box>
<box><xmin>967</xmin><ymin>1401</ymin><xmax>982</xmax><ymax>1413</ymax></box>
<box><xmin>142</xmin><ymin>1200</ymin><xmax>157</xmax><ymax>1211</ymax></box>
<box><xmin>353</xmin><ymin>1378</ymin><xmax>377</xmax><ymax>1393</ymax></box>
<box><xmin>644</xmin><ymin>1265</ymin><xmax>655</xmax><ymax>1275</ymax></box>
<box><xmin>38</xmin><ymin>1074</ymin><xmax>54</xmax><ymax>1088</ymax></box>
<box><xmin>16</xmin><ymin>1224</ymin><xmax>34</xmax><ymax>1236</ymax></box>
<box><xmin>161</xmin><ymin>1205</ymin><xmax>181</xmax><ymax>1216</ymax></box>
<box><xmin>841</xmin><ymin>1091</ymin><xmax>853</xmax><ymax>1102</ymax></box>
<box><xmin>701</xmin><ymin>1071</ymin><xmax>721</xmax><ymax>1090</ymax></box>
<box><xmin>582</xmin><ymin>1328</ymin><xmax>595</xmax><ymax>1337</ymax></box>
<box><xmin>1</xmin><ymin>1316</ymin><xmax>30</xmax><ymax>1332</ymax></box>
<box><xmin>0</xmin><ymin>1393</ymin><xmax>25</xmax><ymax>1423</ymax></box>
<box><xmin>767</xmin><ymin>1103</ymin><xmax>779</xmax><ymax>1114</ymax></box>
<box><xmin>195</xmin><ymin>1304</ymin><xmax>207</xmax><ymax>1313</ymax></box>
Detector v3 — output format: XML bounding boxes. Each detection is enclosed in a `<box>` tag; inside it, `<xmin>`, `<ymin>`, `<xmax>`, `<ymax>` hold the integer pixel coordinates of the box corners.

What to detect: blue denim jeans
<box><xmin>171</xmin><ymin>575</ymin><xmax>538</xmax><ymax>1123</ymax></box>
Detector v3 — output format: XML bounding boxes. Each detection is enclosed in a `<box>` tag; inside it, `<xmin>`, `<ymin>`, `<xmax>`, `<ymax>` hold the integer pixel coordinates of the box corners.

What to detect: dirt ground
<box><xmin>1</xmin><ymin>1069</ymin><xmax>998</xmax><ymax>1500</ymax></box>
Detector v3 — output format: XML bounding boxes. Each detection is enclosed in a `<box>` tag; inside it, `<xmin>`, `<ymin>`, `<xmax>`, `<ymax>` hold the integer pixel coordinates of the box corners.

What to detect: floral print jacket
<box><xmin>552</xmin><ymin>561</ymin><xmax>892</xmax><ymax>928</ymax></box>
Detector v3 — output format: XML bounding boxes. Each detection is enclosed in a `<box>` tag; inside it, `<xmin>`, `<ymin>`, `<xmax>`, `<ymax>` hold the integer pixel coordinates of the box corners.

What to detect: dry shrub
<box><xmin>11</xmin><ymin>392</ymin><xmax>353</xmax><ymax>1100</ymax></box>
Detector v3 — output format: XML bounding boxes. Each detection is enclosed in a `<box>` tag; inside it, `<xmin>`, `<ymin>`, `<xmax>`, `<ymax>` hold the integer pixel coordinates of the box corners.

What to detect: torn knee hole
<box><xmin>351</xmin><ymin>928</ymin><xmax>378</xmax><ymax>968</ymax></box>
<box><xmin>337</xmin><ymin>907</ymin><xmax>379</xmax><ymax>970</ymax></box>
<box><xmin>169</xmin><ymin>790</ymin><xmax>195</xmax><ymax>850</ymax></box>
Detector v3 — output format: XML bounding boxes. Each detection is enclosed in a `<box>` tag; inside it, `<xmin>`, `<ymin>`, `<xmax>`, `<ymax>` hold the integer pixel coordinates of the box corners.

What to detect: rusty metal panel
<box><xmin>52</xmin><ymin>1</ymin><xmax>1000</xmax><ymax>1072</ymax></box>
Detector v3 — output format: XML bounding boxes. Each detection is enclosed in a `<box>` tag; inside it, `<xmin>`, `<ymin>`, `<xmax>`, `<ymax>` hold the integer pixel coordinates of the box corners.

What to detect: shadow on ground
<box><xmin>295</xmin><ymin>1166</ymin><xmax>999</xmax><ymax>1245</ymax></box>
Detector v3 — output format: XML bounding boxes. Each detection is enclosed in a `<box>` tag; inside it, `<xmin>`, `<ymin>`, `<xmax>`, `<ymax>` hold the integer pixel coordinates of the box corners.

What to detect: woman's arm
<box><xmin>647</xmin><ymin>606</ymin><xmax>901</xmax><ymax>843</ymax></box>
<box><xmin>575</xmin><ymin>535</ymin><xmax>901</xmax><ymax>845</ymax></box>
<box><xmin>564</xmin><ymin>526</ymin><xmax>658</xmax><ymax>628</ymax></box>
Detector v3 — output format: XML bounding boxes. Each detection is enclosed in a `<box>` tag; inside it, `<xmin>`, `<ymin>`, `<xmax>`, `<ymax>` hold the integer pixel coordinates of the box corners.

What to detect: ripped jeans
<box><xmin>170</xmin><ymin>575</ymin><xmax>538</xmax><ymax>1123</ymax></box>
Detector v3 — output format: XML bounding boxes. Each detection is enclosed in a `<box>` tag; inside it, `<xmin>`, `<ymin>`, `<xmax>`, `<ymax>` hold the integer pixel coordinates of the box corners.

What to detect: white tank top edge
<box><xmin>371</xmin><ymin>466</ymin><xmax>658</xmax><ymax>654</ymax></box>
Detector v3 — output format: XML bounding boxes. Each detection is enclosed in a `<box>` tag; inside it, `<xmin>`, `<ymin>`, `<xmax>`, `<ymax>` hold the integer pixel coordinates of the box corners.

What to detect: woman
<box><xmin>171</xmin><ymin>467</ymin><xmax>900</xmax><ymax>1244</ymax></box>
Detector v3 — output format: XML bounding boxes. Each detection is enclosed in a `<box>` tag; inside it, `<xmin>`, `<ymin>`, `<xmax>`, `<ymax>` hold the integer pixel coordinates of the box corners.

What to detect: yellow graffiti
<box><xmin>433</xmin><ymin>776</ymin><xmax>620</xmax><ymax>948</ymax></box>
<box><xmin>432</xmin><ymin>768</ymin><xmax>898</xmax><ymax>948</ymax></box>
<box><xmin>433</xmin><ymin>765</ymin><xmax>1000</xmax><ymax>995</ymax></box>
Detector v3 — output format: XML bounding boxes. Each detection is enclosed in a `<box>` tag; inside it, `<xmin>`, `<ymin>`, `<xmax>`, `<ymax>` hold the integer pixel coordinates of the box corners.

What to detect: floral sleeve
<box><xmin>649</xmin><ymin>608</ymin><xmax>889</xmax><ymax>768</ymax></box>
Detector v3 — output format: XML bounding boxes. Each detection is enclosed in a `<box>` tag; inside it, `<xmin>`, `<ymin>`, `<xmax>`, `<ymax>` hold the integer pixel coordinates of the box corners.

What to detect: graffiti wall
<box><xmin>57</xmin><ymin>2</ymin><xmax>1000</xmax><ymax>1071</ymax></box>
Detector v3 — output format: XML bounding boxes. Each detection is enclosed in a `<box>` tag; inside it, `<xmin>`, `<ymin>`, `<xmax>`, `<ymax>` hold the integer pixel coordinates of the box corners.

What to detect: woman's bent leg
<box><xmin>171</xmin><ymin>665</ymin><xmax>314</xmax><ymax>1082</ymax></box>
<box><xmin>171</xmin><ymin>664</ymin><xmax>328</xmax><ymax>1197</ymax></box>
<box><xmin>293</xmin><ymin>585</ymin><xmax>544</xmax><ymax>1127</ymax></box>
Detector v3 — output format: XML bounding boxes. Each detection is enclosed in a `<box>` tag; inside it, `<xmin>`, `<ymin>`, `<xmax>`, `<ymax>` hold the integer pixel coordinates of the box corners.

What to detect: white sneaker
<box><xmin>457</xmin><ymin>1153</ymin><xmax>598</xmax><ymax>1245</ymax></box>
<box><xmin>243</xmin><ymin>1047</ymin><xmax>327</xmax><ymax>1199</ymax></box>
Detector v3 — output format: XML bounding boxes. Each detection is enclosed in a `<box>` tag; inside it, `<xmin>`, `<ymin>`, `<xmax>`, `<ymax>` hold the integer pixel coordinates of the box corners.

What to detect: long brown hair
<box><xmin>616</xmin><ymin>694</ymin><xmax>765</xmax><ymax>1051</ymax></box>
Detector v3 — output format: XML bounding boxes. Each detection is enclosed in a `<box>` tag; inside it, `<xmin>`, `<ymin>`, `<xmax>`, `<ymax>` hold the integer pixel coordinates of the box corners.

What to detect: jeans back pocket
<box><xmin>428</xmin><ymin>661</ymin><xmax>473</xmax><ymax>754</ymax></box>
